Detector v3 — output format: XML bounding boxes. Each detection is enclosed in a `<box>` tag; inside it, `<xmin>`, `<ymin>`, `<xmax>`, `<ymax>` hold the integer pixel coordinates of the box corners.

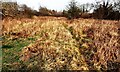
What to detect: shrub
<box><xmin>93</xmin><ymin>0</ymin><xmax>120</xmax><ymax>20</ymax></box>
<box><xmin>39</xmin><ymin>7</ymin><xmax>52</xmax><ymax>16</ymax></box>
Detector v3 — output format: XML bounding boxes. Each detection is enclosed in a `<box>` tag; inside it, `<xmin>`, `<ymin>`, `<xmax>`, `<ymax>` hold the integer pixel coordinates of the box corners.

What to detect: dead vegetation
<box><xmin>2</xmin><ymin>16</ymin><xmax>120</xmax><ymax>71</ymax></box>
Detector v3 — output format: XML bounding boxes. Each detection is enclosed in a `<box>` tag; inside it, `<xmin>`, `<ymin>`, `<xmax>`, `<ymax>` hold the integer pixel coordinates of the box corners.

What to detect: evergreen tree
<box><xmin>66</xmin><ymin>0</ymin><xmax>81</xmax><ymax>19</ymax></box>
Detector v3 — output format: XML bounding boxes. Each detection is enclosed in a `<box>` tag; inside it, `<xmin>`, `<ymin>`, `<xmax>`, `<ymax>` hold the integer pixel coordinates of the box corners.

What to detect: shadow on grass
<box><xmin>2</xmin><ymin>45</ymin><xmax>13</xmax><ymax>49</ymax></box>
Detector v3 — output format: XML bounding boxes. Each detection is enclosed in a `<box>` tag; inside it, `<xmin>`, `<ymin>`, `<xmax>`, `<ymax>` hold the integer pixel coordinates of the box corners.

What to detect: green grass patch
<box><xmin>2</xmin><ymin>36</ymin><xmax>36</xmax><ymax>69</ymax></box>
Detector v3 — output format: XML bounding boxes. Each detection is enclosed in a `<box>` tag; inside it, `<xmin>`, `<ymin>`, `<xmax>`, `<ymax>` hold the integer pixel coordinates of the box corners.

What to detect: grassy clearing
<box><xmin>2</xmin><ymin>17</ymin><xmax>120</xmax><ymax>71</ymax></box>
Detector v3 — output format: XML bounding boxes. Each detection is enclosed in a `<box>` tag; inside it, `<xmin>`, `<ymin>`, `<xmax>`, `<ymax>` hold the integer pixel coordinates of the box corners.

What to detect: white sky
<box><xmin>2</xmin><ymin>0</ymin><xmax>117</xmax><ymax>14</ymax></box>
<box><xmin>4</xmin><ymin>0</ymin><xmax>116</xmax><ymax>11</ymax></box>
<box><xmin>16</xmin><ymin>0</ymin><xmax>96</xmax><ymax>11</ymax></box>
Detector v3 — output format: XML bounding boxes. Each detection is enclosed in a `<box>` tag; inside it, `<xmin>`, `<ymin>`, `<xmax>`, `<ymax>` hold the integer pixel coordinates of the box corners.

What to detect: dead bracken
<box><xmin>2</xmin><ymin>16</ymin><xmax>120</xmax><ymax>71</ymax></box>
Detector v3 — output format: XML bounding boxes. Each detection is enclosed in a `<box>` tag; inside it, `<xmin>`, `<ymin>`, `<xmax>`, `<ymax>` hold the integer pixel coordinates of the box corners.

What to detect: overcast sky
<box><xmin>3</xmin><ymin>0</ymin><xmax>116</xmax><ymax>11</ymax></box>
<box><xmin>16</xmin><ymin>0</ymin><xmax>96</xmax><ymax>11</ymax></box>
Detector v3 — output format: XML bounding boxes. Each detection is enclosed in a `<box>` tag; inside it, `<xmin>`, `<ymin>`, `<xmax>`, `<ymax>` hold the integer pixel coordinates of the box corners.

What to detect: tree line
<box><xmin>1</xmin><ymin>0</ymin><xmax>120</xmax><ymax>20</ymax></box>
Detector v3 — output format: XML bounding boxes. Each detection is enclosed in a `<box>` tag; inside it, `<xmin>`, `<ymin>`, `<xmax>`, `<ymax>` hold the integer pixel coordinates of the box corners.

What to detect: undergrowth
<box><xmin>2</xmin><ymin>17</ymin><xmax>120</xmax><ymax>71</ymax></box>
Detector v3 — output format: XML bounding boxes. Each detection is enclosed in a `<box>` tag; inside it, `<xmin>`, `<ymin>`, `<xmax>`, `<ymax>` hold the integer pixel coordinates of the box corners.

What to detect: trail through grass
<box><xmin>2</xmin><ymin>17</ymin><xmax>120</xmax><ymax>71</ymax></box>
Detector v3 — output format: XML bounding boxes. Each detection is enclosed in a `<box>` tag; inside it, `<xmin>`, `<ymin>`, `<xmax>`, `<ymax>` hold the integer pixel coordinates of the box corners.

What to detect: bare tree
<box><xmin>114</xmin><ymin>0</ymin><xmax>120</xmax><ymax>12</ymax></box>
<box><xmin>80</xmin><ymin>3</ymin><xmax>93</xmax><ymax>13</ymax></box>
<box><xmin>2</xmin><ymin>1</ymin><xmax>19</xmax><ymax>17</ymax></box>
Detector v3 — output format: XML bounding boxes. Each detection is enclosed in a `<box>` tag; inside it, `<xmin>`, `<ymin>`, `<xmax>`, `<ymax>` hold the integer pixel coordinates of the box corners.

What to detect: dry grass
<box><xmin>2</xmin><ymin>16</ymin><xmax>120</xmax><ymax>71</ymax></box>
